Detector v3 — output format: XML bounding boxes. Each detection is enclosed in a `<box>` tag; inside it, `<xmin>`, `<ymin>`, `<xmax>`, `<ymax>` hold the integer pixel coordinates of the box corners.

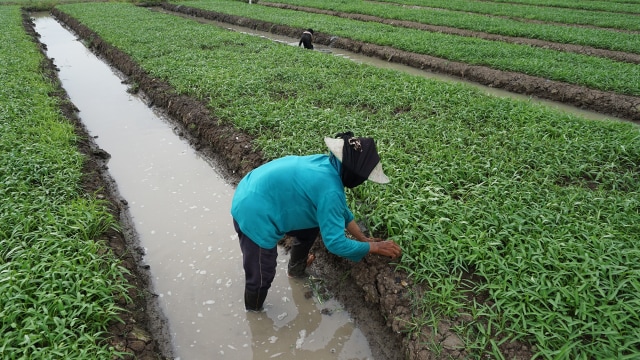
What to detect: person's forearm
<box><xmin>346</xmin><ymin>220</ymin><xmax>369</xmax><ymax>242</ymax></box>
<box><xmin>346</xmin><ymin>220</ymin><xmax>402</xmax><ymax>258</ymax></box>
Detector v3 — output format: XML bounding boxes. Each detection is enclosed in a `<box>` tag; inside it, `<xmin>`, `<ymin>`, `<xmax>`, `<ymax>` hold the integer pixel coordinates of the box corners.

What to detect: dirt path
<box><xmin>160</xmin><ymin>2</ymin><xmax>640</xmax><ymax>123</ymax></box>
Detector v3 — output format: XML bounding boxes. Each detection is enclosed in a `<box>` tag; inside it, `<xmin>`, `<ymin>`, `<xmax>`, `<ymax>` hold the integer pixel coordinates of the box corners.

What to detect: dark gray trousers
<box><xmin>233</xmin><ymin>219</ymin><xmax>319</xmax><ymax>310</ymax></box>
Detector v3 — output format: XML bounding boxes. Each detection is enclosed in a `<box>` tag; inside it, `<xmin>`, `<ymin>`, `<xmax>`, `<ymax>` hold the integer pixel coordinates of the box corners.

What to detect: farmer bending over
<box><xmin>298</xmin><ymin>28</ymin><xmax>314</xmax><ymax>49</ymax></box>
<box><xmin>231</xmin><ymin>132</ymin><xmax>402</xmax><ymax>311</ymax></box>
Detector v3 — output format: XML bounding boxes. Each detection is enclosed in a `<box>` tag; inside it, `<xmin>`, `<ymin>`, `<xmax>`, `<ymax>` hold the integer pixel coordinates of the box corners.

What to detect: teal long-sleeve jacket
<box><xmin>230</xmin><ymin>154</ymin><xmax>370</xmax><ymax>262</ymax></box>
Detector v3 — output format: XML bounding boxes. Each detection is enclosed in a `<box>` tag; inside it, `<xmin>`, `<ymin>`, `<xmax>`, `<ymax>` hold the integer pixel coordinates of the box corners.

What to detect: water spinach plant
<box><xmin>0</xmin><ymin>6</ymin><xmax>131</xmax><ymax>358</ymax></box>
<box><xmin>483</xmin><ymin>0</ymin><xmax>640</xmax><ymax>14</ymax></box>
<box><xmin>176</xmin><ymin>0</ymin><xmax>640</xmax><ymax>97</ymax></box>
<box><xmin>263</xmin><ymin>0</ymin><xmax>640</xmax><ymax>55</ymax></box>
<box><xmin>374</xmin><ymin>0</ymin><xmax>640</xmax><ymax>31</ymax></box>
<box><xmin>56</xmin><ymin>2</ymin><xmax>640</xmax><ymax>359</ymax></box>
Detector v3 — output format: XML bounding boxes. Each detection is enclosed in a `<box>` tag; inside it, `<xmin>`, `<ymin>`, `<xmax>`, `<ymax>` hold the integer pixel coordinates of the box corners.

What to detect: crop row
<box><xmin>0</xmin><ymin>6</ymin><xmax>129</xmax><ymax>359</ymax></box>
<box><xmin>177</xmin><ymin>0</ymin><xmax>640</xmax><ymax>97</ymax></box>
<box><xmin>374</xmin><ymin>0</ymin><xmax>640</xmax><ymax>30</ymax></box>
<box><xmin>264</xmin><ymin>0</ymin><xmax>640</xmax><ymax>55</ymax></box>
<box><xmin>476</xmin><ymin>0</ymin><xmax>640</xmax><ymax>13</ymax></box>
<box><xmin>55</xmin><ymin>2</ymin><xmax>640</xmax><ymax>358</ymax></box>
<box><xmin>470</xmin><ymin>0</ymin><xmax>640</xmax><ymax>14</ymax></box>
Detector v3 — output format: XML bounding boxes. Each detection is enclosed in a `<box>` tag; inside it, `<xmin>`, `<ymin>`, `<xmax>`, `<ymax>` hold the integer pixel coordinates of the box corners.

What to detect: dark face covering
<box><xmin>335</xmin><ymin>132</ymin><xmax>380</xmax><ymax>188</ymax></box>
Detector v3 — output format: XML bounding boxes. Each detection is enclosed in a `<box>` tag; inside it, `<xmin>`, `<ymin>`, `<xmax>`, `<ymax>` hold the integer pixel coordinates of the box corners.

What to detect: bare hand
<box><xmin>369</xmin><ymin>240</ymin><xmax>402</xmax><ymax>259</ymax></box>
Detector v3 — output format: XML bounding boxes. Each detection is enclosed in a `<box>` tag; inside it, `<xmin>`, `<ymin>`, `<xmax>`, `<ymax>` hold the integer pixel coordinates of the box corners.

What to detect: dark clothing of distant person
<box><xmin>299</xmin><ymin>29</ymin><xmax>314</xmax><ymax>50</ymax></box>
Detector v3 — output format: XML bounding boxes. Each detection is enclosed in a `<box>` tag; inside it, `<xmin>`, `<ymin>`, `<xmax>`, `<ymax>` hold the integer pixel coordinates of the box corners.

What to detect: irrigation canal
<box><xmin>33</xmin><ymin>15</ymin><xmax>374</xmax><ymax>360</ymax></box>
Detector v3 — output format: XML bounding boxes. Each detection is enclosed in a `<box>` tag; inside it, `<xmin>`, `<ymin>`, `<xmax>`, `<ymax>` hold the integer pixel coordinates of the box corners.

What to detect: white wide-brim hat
<box><xmin>324</xmin><ymin>137</ymin><xmax>390</xmax><ymax>184</ymax></box>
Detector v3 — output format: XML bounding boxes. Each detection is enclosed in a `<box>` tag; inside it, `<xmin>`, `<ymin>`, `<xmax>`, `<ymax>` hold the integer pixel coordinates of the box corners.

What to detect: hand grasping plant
<box><xmin>346</xmin><ymin>220</ymin><xmax>402</xmax><ymax>259</ymax></box>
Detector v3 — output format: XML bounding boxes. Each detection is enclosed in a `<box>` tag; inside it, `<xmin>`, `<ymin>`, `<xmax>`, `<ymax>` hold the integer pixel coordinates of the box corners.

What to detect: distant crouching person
<box><xmin>299</xmin><ymin>28</ymin><xmax>314</xmax><ymax>49</ymax></box>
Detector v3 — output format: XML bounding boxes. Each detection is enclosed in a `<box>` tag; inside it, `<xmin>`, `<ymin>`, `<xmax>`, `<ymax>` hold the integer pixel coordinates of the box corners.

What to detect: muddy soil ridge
<box><xmin>161</xmin><ymin>2</ymin><xmax>640</xmax><ymax>123</ymax></box>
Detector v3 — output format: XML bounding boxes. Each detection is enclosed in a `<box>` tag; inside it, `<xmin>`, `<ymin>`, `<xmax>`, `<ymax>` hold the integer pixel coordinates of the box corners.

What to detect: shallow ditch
<box><xmin>33</xmin><ymin>14</ymin><xmax>382</xmax><ymax>360</ymax></box>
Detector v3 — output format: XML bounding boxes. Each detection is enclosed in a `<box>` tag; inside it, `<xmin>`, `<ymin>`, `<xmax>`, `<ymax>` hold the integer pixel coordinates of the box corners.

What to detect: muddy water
<box><xmin>33</xmin><ymin>15</ymin><xmax>373</xmax><ymax>360</ymax></box>
<box><xmin>161</xmin><ymin>8</ymin><xmax>620</xmax><ymax>123</ymax></box>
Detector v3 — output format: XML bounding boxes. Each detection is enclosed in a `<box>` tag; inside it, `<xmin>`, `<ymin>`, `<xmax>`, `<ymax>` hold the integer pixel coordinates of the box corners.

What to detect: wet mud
<box><xmin>161</xmin><ymin>2</ymin><xmax>640</xmax><ymax>123</ymax></box>
<box><xmin>27</xmin><ymin>2</ymin><xmax>629</xmax><ymax>358</ymax></box>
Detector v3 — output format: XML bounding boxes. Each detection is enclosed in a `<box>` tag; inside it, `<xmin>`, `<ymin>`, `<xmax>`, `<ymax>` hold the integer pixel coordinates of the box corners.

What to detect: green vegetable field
<box><xmin>175</xmin><ymin>0</ymin><xmax>640</xmax><ymax>96</ymax></box>
<box><xmin>261</xmin><ymin>0</ymin><xmax>640</xmax><ymax>54</ymax></box>
<box><xmin>2</xmin><ymin>0</ymin><xmax>639</xmax><ymax>358</ymax></box>
<box><xmin>0</xmin><ymin>5</ymin><xmax>130</xmax><ymax>358</ymax></box>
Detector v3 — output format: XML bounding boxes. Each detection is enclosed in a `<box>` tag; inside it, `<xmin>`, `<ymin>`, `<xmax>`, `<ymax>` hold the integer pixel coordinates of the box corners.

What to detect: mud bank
<box><xmin>161</xmin><ymin>2</ymin><xmax>640</xmax><ymax>123</ymax></box>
